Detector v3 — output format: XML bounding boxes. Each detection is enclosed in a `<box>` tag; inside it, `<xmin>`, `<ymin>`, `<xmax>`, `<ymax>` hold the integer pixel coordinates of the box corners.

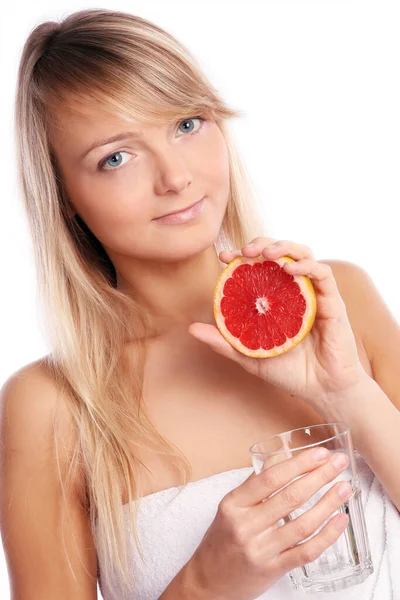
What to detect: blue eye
<box><xmin>99</xmin><ymin>116</ymin><xmax>206</xmax><ymax>172</ymax></box>
<box><xmin>176</xmin><ymin>116</ymin><xmax>205</xmax><ymax>137</ymax></box>
<box><xmin>100</xmin><ymin>151</ymin><xmax>131</xmax><ymax>171</ymax></box>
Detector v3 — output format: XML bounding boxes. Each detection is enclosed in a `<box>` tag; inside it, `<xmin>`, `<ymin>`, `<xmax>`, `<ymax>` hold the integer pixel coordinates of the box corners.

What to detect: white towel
<box><xmin>95</xmin><ymin>452</ymin><xmax>400</xmax><ymax>600</ymax></box>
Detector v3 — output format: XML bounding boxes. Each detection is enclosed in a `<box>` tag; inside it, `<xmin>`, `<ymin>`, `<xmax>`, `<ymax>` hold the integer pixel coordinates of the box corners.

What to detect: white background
<box><xmin>0</xmin><ymin>1</ymin><xmax>399</xmax><ymax>598</ymax></box>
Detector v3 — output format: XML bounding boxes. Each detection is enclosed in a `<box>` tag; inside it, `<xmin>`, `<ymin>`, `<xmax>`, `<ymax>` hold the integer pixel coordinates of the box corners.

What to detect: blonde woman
<box><xmin>1</xmin><ymin>8</ymin><xmax>400</xmax><ymax>600</ymax></box>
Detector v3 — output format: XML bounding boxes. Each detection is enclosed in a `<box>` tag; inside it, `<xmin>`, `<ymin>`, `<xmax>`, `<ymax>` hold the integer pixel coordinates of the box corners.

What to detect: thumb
<box><xmin>188</xmin><ymin>322</ymin><xmax>241</xmax><ymax>361</ymax></box>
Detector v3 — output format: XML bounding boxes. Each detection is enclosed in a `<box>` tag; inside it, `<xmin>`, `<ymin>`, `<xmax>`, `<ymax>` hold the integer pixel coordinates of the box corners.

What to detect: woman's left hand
<box><xmin>188</xmin><ymin>237</ymin><xmax>370</xmax><ymax>417</ymax></box>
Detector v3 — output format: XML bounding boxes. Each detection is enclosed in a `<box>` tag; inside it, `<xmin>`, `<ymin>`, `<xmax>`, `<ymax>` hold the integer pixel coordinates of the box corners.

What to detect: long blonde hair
<box><xmin>14</xmin><ymin>8</ymin><xmax>269</xmax><ymax>598</ymax></box>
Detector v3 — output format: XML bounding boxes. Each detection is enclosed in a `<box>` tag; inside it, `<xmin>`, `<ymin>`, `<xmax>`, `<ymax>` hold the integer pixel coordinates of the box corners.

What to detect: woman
<box><xmin>1</xmin><ymin>8</ymin><xmax>400</xmax><ymax>600</ymax></box>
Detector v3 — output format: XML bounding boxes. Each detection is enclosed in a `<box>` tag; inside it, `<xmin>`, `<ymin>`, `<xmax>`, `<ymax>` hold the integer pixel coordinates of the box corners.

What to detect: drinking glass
<box><xmin>249</xmin><ymin>422</ymin><xmax>373</xmax><ymax>594</ymax></box>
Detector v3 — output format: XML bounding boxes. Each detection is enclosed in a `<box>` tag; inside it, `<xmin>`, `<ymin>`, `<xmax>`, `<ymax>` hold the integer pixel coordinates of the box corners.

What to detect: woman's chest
<box><xmin>131</xmin><ymin>331</ymin><xmax>372</xmax><ymax>498</ymax></box>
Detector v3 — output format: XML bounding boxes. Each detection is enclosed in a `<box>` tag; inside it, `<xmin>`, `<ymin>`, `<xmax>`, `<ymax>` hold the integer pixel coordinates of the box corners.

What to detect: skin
<box><xmin>48</xmin><ymin>99</ymin><xmax>232</xmax><ymax>337</ymax></box>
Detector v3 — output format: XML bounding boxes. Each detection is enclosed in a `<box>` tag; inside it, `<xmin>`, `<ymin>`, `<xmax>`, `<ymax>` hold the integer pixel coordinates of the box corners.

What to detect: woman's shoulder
<box><xmin>2</xmin><ymin>354</ymin><xmax>61</xmax><ymax>393</ymax></box>
<box><xmin>0</xmin><ymin>357</ymin><xmax>98</xmax><ymax>596</ymax></box>
<box><xmin>1</xmin><ymin>355</ymin><xmax>61</xmax><ymax>408</ymax></box>
<box><xmin>0</xmin><ymin>355</ymin><xmax>85</xmax><ymax>506</ymax></box>
<box><xmin>1</xmin><ymin>355</ymin><xmax>72</xmax><ymax>440</ymax></box>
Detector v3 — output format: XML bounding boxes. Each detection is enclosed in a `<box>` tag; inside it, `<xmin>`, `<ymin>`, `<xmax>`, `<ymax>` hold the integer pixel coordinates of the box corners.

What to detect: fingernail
<box><xmin>332</xmin><ymin>453</ymin><xmax>348</xmax><ymax>469</ymax></box>
<box><xmin>334</xmin><ymin>514</ymin><xmax>349</xmax><ymax>530</ymax></box>
<box><xmin>337</xmin><ymin>482</ymin><xmax>352</xmax><ymax>499</ymax></box>
<box><xmin>313</xmin><ymin>448</ymin><xmax>330</xmax><ymax>461</ymax></box>
<box><xmin>246</xmin><ymin>242</ymin><xmax>255</xmax><ymax>247</ymax></box>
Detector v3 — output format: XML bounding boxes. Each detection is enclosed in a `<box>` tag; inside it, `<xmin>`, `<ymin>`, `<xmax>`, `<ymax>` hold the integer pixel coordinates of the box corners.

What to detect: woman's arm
<box><xmin>324</xmin><ymin>260</ymin><xmax>400</xmax><ymax>511</ymax></box>
<box><xmin>326</xmin><ymin>374</ymin><xmax>400</xmax><ymax>512</ymax></box>
<box><xmin>159</xmin><ymin>559</ymin><xmax>204</xmax><ymax>600</ymax></box>
<box><xmin>0</xmin><ymin>360</ymin><xmax>98</xmax><ymax>599</ymax></box>
<box><xmin>325</xmin><ymin>259</ymin><xmax>400</xmax><ymax>412</ymax></box>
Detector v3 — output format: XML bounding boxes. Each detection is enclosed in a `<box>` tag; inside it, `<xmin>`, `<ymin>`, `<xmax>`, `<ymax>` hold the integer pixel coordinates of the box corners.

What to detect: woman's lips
<box><xmin>153</xmin><ymin>197</ymin><xmax>205</xmax><ymax>225</ymax></box>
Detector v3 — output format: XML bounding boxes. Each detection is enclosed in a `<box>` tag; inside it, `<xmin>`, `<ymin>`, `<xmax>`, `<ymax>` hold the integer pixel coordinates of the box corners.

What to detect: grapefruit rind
<box><xmin>213</xmin><ymin>255</ymin><xmax>317</xmax><ymax>358</ymax></box>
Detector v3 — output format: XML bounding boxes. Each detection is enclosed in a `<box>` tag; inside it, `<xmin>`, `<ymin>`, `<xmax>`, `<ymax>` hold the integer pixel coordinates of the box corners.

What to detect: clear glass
<box><xmin>249</xmin><ymin>422</ymin><xmax>373</xmax><ymax>594</ymax></box>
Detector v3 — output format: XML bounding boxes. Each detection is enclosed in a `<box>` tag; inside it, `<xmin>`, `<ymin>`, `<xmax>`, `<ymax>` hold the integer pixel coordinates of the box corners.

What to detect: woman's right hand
<box><xmin>187</xmin><ymin>448</ymin><xmax>351</xmax><ymax>600</ymax></box>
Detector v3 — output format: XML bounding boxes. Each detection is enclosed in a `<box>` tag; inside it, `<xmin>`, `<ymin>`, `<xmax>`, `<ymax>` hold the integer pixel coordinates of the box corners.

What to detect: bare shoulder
<box><xmin>2</xmin><ymin>356</ymin><xmax>70</xmax><ymax>438</ymax></box>
<box><xmin>322</xmin><ymin>258</ymin><xmax>391</xmax><ymax>350</ymax></box>
<box><xmin>322</xmin><ymin>257</ymin><xmax>365</xmax><ymax>288</ymax></box>
<box><xmin>0</xmin><ymin>356</ymin><xmax>82</xmax><ymax>502</ymax></box>
<box><xmin>323</xmin><ymin>258</ymin><xmax>400</xmax><ymax>411</ymax></box>
<box><xmin>321</xmin><ymin>259</ymin><xmax>371</xmax><ymax>342</ymax></box>
<box><xmin>0</xmin><ymin>357</ymin><xmax>98</xmax><ymax>599</ymax></box>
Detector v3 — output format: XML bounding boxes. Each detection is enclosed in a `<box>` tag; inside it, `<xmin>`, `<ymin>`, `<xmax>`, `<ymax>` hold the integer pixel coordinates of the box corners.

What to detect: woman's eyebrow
<box><xmin>80</xmin><ymin>130</ymin><xmax>144</xmax><ymax>160</ymax></box>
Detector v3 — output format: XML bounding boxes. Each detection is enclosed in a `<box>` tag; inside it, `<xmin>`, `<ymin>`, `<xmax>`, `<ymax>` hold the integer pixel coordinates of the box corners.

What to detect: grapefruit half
<box><xmin>213</xmin><ymin>255</ymin><xmax>317</xmax><ymax>358</ymax></box>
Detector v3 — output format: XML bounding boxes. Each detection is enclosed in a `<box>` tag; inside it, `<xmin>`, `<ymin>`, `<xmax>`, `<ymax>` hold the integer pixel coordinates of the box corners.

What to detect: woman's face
<box><xmin>49</xmin><ymin>100</ymin><xmax>231</xmax><ymax>264</ymax></box>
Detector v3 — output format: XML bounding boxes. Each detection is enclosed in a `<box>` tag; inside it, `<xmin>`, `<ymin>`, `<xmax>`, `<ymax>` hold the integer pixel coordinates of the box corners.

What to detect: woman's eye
<box><xmin>100</xmin><ymin>151</ymin><xmax>131</xmax><ymax>171</ymax></box>
<box><xmin>99</xmin><ymin>117</ymin><xmax>205</xmax><ymax>172</ymax></box>
<box><xmin>176</xmin><ymin>116</ymin><xmax>205</xmax><ymax>137</ymax></box>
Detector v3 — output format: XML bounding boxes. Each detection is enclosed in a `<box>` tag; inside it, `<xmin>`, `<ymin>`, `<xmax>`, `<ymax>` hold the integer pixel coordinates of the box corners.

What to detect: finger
<box><xmin>266</xmin><ymin>478</ymin><xmax>352</xmax><ymax>557</ymax></box>
<box><xmin>282</xmin><ymin>259</ymin><xmax>344</xmax><ymax>307</ymax></box>
<box><xmin>219</xmin><ymin>249</ymin><xmax>243</xmax><ymax>264</ymax></box>
<box><xmin>219</xmin><ymin>237</ymin><xmax>278</xmax><ymax>265</ymax></box>
<box><xmin>270</xmin><ymin>511</ymin><xmax>349</xmax><ymax>576</ymax></box>
<box><xmin>226</xmin><ymin>446</ymin><xmax>333</xmax><ymax>507</ymax></box>
<box><xmin>262</xmin><ymin>240</ymin><xmax>315</xmax><ymax>261</ymax></box>
<box><xmin>240</xmin><ymin>237</ymin><xmax>280</xmax><ymax>258</ymax></box>
<box><xmin>242</xmin><ymin>238</ymin><xmax>314</xmax><ymax>261</ymax></box>
<box><xmin>188</xmin><ymin>322</ymin><xmax>246</xmax><ymax>361</ymax></box>
<box><xmin>258</xmin><ymin>451</ymin><xmax>349</xmax><ymax>527</ymax></box>
<box><xmin>219</xmin><ymin>238</ymin><xmax>315</xmax><ymax>265</ymax></box>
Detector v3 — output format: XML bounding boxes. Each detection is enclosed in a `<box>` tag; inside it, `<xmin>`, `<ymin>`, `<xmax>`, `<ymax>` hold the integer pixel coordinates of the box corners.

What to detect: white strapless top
<box><xmin>94</xmin><ymin>452</ymin><xmax>400</xmax><ymax>600</ymax></box>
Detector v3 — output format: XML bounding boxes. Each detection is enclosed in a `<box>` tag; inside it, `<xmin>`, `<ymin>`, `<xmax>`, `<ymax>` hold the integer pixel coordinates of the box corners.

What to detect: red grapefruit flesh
<box><xmin>213</xmin><ymin>255</ymin><xmax>317</xmax><ymax>358</ymax></box>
